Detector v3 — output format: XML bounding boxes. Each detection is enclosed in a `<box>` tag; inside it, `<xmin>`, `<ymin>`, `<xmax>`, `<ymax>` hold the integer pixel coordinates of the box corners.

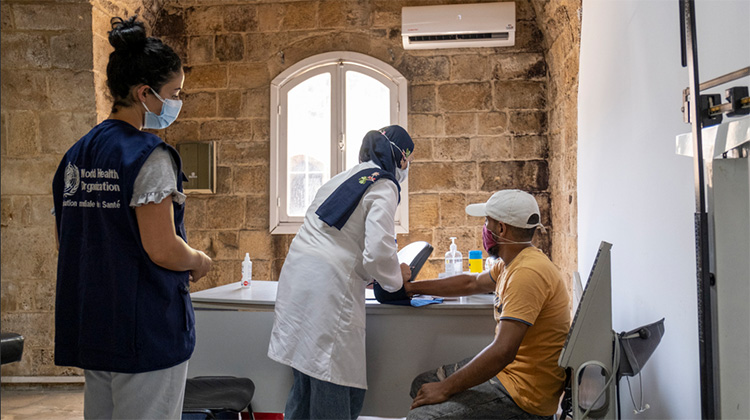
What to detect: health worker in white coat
<box><xmin>268</xmin><ymin>125</ymin><xmax>415</xmax><ymax>420</ymax></box>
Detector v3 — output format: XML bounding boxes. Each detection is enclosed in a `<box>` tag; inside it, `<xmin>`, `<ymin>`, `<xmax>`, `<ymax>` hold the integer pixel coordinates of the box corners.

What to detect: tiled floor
<box><xmin>0</xmin><ymin>386</ymin><xmax>404</xmax><ymax>420</ymax></box>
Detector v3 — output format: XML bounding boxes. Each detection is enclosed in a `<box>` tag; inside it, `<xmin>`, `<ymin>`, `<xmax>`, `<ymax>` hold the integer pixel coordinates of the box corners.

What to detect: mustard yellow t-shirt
<box><xmin>490</xmin><ymin>247</ymin><xmax>571</xmax><ymax>416</ymax></box>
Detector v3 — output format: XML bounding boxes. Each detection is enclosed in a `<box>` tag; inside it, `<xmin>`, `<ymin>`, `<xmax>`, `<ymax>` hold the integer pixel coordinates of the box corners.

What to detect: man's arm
<box><xmin>411</xmin><ymin>319</ymin><xmax>529</xmax><ymax>409</ymax></box>
<box><xmin>404</xmin><ymin>270</ymin><xmax>496</xmax><ymax>297</ymax></box>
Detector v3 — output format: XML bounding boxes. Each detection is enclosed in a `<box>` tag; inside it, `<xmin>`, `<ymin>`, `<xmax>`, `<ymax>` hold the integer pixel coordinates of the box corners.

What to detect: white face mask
<box><xmin>388</xmin><ymin>140</ymin><xmax>410</xmax><ymax>183</ymax></box>
<box><xmin>396</xmin><ymin>162</ymin><xmax>409</xmax><ymax>183</ymax></box>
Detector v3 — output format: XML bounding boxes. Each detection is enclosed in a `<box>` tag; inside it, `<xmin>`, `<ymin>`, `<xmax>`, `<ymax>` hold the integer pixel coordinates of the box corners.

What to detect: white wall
<box><xmin>578</xmin><ymin>0</ymin><xmax>750</xmax><ymax>418</ymax></box>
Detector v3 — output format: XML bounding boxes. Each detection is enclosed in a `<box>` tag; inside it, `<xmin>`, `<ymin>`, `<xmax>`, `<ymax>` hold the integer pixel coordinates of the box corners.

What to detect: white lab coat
<box><xmin>267</xmin><ymin>161</ymin><xmax>403</xmax><ymax>389</ymax></box>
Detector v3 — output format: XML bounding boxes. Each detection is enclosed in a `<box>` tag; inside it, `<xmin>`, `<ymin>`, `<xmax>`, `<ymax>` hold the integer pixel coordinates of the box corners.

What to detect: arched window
<box><xmin>270</xmin><ymin>52</ymin><xmax>409</xmax><ymax>234</ymax></box>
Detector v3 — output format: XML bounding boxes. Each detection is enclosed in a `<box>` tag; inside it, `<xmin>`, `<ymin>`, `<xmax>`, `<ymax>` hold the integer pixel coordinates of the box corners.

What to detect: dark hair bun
<box><xmin>105</xmin><ymin>15</ymin><xmax>182</xmax><ymax>112</ymax></box>
<box><xmin>108</xmin><ymin>16</ymin><xmax>146</xmax><ymax>51</ymax></box>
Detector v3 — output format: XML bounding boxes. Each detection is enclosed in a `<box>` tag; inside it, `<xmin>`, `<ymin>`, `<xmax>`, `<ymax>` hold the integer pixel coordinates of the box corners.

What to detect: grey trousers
<box><xmin>83</xmin><ymin>360</ymin><xmax>189</xmax><ymax>420</ymax></box>
<box><xmin>406</xmin><ymin>358</ymin><xmax>552</xmax><ymax>420</ymax></box>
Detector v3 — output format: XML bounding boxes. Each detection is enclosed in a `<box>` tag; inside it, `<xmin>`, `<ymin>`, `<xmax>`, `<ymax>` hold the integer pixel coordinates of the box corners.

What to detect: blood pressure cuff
<box><xmin>373</xmin><ymin>282</ymin><xmax>411</xmax><ymax>306</ymax></box>
<box><xmin>373</xmin><ymin>240</ymin><xmax>441</xmax><ymax>307</ymax></box>
<box><xmin>372</xmin><ymin>282</ymin><xmax>443</xmax><ymax>307</ymax></box>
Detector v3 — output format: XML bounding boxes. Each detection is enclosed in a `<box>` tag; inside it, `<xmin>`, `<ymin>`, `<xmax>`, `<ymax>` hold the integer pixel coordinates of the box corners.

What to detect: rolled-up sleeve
<box><xmin>360</xmin><ymin>179</ymin><xmax>402</xmax><ymax>292</ymax></box>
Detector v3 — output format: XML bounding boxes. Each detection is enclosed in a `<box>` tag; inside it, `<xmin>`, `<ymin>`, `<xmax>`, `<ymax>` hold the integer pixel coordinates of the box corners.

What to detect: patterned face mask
<box><xmin>483</xmin><ymin>223</ymin><xmax>499</xmax><ymax>253</ymax></box>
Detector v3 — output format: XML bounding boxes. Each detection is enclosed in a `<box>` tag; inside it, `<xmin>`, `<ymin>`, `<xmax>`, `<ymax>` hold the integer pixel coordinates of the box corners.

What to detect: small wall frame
<box><xmin>178</xmin><ymin>141</ymin><xmax>216</xmax><ymax>194</ymax></box>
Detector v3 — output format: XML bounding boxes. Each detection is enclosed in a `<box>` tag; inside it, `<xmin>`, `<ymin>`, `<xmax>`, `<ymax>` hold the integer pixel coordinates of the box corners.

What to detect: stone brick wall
<box><xmin>0</xmin><ymin>0</ymin><xmax>167</xmax><ymax>378</ymax></box>
<box><xmin>152</xmin><ymin>0</ymin><xmax>552</xmax><ymax>285</ymax></box>
<box><xmin>1</xmin><ymin>0</ymin><xmax>97</xmax><ymax>377</ymax></box>
<box><xmin>1</xmin><ymin>0</ymin><xmax>581</xmax><ymax>378</ymax></box>
<box><xmin>91</xmin><ymin>0</ymin><xmax>168</xmax><ymax>120</ymax></box>
<box><xmin>528</xmin><ymin>0</ymin><xmax>582</xmax><ymax>293</ymax></box>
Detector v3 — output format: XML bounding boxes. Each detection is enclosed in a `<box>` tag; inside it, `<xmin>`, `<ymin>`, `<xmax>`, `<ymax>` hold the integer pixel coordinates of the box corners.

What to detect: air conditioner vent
<box><xmin>408</xmin><ymin>32</ymin><xmax>510</xmax><ymax>43</ymax></box>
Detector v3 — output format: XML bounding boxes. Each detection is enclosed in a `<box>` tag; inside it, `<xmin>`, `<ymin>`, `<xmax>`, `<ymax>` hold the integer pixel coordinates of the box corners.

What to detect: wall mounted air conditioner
<box><xmin>402</xmin><ymin>2</ymin><xmax>515</xmax><ymax>50</ymax></box>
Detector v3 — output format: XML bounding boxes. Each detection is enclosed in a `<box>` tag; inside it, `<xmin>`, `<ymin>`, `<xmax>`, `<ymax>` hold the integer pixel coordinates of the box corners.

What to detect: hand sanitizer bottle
<box><xmin>444</xmin><ymin>237</ymin><xmax>463</xmax><ymax>276</ymax></box>
<box><xmin>241</xmin><ymin>253</ymin><xmax>252</xmax><ymax>288</ymax></box>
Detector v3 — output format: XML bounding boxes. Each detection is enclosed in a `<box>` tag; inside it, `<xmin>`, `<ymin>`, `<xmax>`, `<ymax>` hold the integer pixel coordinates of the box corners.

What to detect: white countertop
<box><xmin>190</xmin><ymin>280</ymin><xmax>495</xmax><ymax>312</ymax></box>
<box><xmin>191</xmin><ymin>280</ymin><xmax>280</xmax><ymax>306</ymax></box>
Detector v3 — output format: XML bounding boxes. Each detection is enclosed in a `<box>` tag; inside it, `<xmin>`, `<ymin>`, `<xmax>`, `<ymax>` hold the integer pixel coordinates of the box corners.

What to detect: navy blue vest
<box><xmin>52</xmin><ymin>119</ymin><xmax>195</xmax><ymax>373</ymax></box>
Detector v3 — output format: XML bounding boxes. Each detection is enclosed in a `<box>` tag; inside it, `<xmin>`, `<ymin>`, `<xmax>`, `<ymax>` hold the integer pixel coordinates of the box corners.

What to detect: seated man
<box><xmin>404</xmin><ymin>189</ymin><xmax>571</xmax><ymax>420</ymax></box>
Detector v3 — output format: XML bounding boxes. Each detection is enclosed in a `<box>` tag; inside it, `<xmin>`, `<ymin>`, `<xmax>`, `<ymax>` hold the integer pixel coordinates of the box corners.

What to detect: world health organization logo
<box><xmin>63</xmin><ymin>162</ymin><xmax>80</xmax><ymax>197</ymax></box>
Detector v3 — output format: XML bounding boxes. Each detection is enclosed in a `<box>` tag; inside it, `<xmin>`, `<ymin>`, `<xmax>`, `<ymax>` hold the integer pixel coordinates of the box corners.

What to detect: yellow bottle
<box><xmin>469</xmin><ymin>250</ymin><xmax>483</xmax><ymax>273</ymax></box>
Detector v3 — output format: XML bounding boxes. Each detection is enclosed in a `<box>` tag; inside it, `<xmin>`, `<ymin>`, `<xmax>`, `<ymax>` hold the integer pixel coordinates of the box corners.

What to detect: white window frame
<box><xmin>270</xmin><ymin>52</ymin><xmax>409</xmax><ymax>234</ymax></box>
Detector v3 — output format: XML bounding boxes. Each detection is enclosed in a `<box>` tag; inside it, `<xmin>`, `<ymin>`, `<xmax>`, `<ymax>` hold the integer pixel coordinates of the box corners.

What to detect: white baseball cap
<box><xmin>465</xmin><ymin>189</ymin><xmax>546</xmax><ymax>232</ymax></box>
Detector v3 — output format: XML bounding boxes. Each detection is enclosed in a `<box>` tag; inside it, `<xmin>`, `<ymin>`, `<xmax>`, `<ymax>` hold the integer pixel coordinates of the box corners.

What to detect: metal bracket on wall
<box><xmin>681</xmin><ymin>67</ymin><xmax>750</xmax><ymax>127</ymax></box>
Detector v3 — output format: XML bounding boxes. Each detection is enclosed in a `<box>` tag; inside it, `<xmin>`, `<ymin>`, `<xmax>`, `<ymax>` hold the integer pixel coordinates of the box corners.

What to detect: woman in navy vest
<box><xmin>52</xmin><ymin>16</ymin><xmax>212</xmax><ymax>419</ymax></box>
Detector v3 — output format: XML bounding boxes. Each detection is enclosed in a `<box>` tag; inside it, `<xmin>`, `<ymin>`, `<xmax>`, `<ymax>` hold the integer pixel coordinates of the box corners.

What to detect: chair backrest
<box><xmin>0</xmin><ymin>333</ymin><xmax>25</xmax><ymax>365</ymax></box>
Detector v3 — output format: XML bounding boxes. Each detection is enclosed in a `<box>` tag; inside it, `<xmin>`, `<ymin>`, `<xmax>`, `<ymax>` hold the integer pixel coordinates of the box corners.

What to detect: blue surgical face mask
<box><xmin>142</xmin><ymin>88</ymin><xmax>182</xmax><ymax>129</ymax></box>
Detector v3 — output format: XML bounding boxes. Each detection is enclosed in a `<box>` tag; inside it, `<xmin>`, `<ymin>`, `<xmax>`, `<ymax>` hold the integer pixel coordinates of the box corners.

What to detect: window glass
<box><xmin>287</xmin><ymin>73</ymin><xmax>331</xmax><ymax>216</ymax></box>
<box><xmin>270</xmin><ymin>52</ymin><xmax>408</xmax><ymax>234</ymax></box>
<box><xmin>345</xmin><ymin>70</ymin><xmax>391</xmax><ymax>171</ymax></box>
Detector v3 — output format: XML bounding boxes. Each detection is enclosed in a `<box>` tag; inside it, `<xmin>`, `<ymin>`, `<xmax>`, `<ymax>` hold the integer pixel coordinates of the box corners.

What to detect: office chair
<box><xmin>0</xmin><ymin>332</ymin><xmax>24</xmax><ymax>365</ymax></box>
<box><xmin>182</xmin><ymin>376</ymin><xmax>255</xmax><ymax>420</ymax></box>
